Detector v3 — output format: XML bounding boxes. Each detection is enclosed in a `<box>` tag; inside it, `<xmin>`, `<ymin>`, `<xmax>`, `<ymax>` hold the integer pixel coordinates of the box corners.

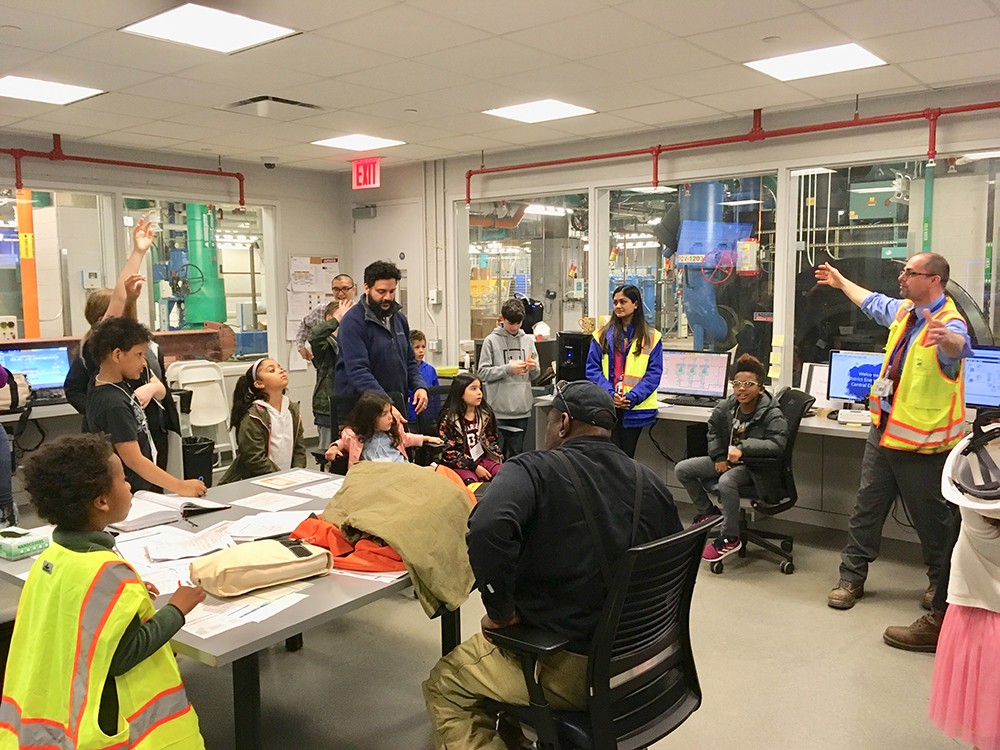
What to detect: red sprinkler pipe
<box><xmin>465</xmin><ymin>99</ymin><xmax>1000</xmax><ymax>203</ymax></box>
<box><xmin>0</xmin><ymin>134</ymin><xmax>246</xmax><ymax>205</ymax></box>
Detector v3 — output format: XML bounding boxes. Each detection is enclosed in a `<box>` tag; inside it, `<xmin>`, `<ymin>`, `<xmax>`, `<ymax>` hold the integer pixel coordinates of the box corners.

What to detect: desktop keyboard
<box><xmin>659</xmin><ymin>396</ymin><xmax>721</xmax><ymax>408</ymax></box>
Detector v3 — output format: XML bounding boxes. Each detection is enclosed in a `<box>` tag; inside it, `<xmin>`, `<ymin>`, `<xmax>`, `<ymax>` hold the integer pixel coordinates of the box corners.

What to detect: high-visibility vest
<box><xmin>869</xmin><ymin>296</ymin><xmax>966</xmax><ymax>454</ymax></box>
<box><xmin>0</xmin><ymin>543</ymin><xmax>204</xmax><ymax>750</ymax></box>
<box><xmin>595</xmin><ymin>327</ymin><xmax>662</xmax><ymax>412</ymax></box>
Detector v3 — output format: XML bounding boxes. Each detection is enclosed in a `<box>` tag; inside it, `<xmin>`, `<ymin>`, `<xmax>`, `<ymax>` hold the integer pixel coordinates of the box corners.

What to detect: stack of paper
<box><xmin>294</xmin><ymin>478</ymin><xmax>345</xmax><ymax>499</ymax></box>
<box><xmin>251</xmin><ymin>469</ymin><xmax>326</xmax><ymax>490</ymax></box>
<box><xmin>145</xmin><ymin>522</ymin><xmax>235</xmax><ymax>562</ymax></box>
<box><xmin>226</xmin><ymin>511</ymin><xmax>314</xmax><ymax>541</ymax></box>
<box><xmin>182</xmin><ymin>582</ymin><xmax>312</xmax><ymax>639</ymax></box>
<box><xmin>231</xmin><ymin>492</ymin><xmax>308</xmax><ymax>512</ymax></box>
<box><xmin>110</xmin><ymin>491</ymin><xmax>229</xmax><ymax>532</ymax></box>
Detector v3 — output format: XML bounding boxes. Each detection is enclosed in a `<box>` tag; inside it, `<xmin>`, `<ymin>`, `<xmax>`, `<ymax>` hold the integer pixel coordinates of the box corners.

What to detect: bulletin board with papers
<box><xmin>286</xmin><ymin>256</ymin><xmax>340</xmax><ymax>369</ymax></box>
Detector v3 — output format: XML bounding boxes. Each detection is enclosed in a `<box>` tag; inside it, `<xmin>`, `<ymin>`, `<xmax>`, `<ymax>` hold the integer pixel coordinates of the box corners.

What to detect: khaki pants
<box><xmin>423</xmin><ymin>633</ymin><xmax>588</xmax><ymax>750</ymax></box>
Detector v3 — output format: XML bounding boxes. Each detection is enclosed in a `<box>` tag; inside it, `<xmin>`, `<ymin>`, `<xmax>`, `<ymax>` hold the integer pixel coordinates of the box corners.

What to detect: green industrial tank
<box><xmin>184</xmin><ymin>202</ymin><xmax>227</xmax><ymax>325</ymax></box>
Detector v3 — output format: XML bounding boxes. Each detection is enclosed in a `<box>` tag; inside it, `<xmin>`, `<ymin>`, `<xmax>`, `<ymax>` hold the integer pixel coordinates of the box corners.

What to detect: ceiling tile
<box><xmin>611</xmin><ymin>99</ymin><xmax>728</xmax><ymax>126</ymax></box>
<box><xmin>278</xmin><ymin>157</ymin><xmax>352</xmax><ymax>172</ymax></box>
<box><xmin>493</xmin><ymin>63</ymin><xmax>623</xmax><ymax>98</ymax></box>
<box><xmin>293</xmin><ymin>109</ymin><xmax>408</xmax><ymax>136</ymax></box>
<box><xmin>0</xmin><ymin>4</ymin><xmax>103</xmax><ymax>52</ymax></box>
<box><xmin>74</xmin><ymin>92</ymin><xmax>201</xmax><ymax>121</ymax></box>
<box><xmin>414</xmin><ymin>38</ymin><xmax>566</xmax><ymax>79</ymax></box>
<box><xmin>865</xmin><ymin>19</ymin><xmax>1000</xmax><ymax>64</ymax></box>
<box><xmin>419</xmin><ymin>111</ymin><xmax>517</xmax><ymax>135</ymax></box>
<box><xmin>617</xmin><ymin>0</ymin><xmax>802</xmax><ymax>37</ymax></box>
<box><xmin>546</xmin><ymin>113</ymin><xmax>653</xmax><ymax>137</ymax></box>
<box><xmin>166</xmin><ymin>108</ymin><xmax>273</xmax><ymax>132</ymax></box>
<box><xmin>0</xmin><ymin>99</ymin><xmax>61</xmax><ymax>119</ymax></box>
<box><xmin>83</xmin><ymin>131</ymin><xmax>186</xmax><ymax>149</ymax></box>
<box><xmin>205</xmin><ymin>0</ymin><xmax>398</xmax><ymax>31</ymax></box>
<box><xmin>120</xmin><ymin>121</ymin><xmax>228</xmax><ymax>142</ymax></box>
<box><xmin>255</xmin><ymin>121</ymin><xmax>339</xmax><ymax>144</ymax></box>
<box><xmin>421</xmin><ymin>82</ymin><xmax>536</xmax><ymax>114</ymax></box>
<box><xmin>586</xmin><ymin>39</ymin><xmax>728</xmax><ymax>77</ymax></box>
<box><xmin>573</xmin><ymin>83</ymin><xmax>677</xmax><ymax>111</ymax></box>
<box><xmin>197</xmin><ymin>131</ymin><xmax>299</xmax><ymax>151</ymax></box>
<box><xmin>378</xmin><ymin>143</ymin><xmax>453</xmax><ymax>160</ymax></box>
<box><xmin>349</xmin><ymin>96</ymin><xmax>469</xmax><ymax>122</ymax></box>
<box><xmin>360</xmin><ymin>121</ymin><xmax>453</xmax><ymax>143</ymax></box>
<box><xmin>173</xmin><ymin>58</ymin><xmax>321</xmax><ymax>92</ymax></box>
<box><xmin>271</xmin><ymin>78</ymin><xmax>398</xmax><ymax>110</ymax></box>
<box><xmin>816</xmin><ymin>0</ymin><xmax>995</xmax><ymax>39</ymax></box>
<box><xmin>901</xmin><ymin>48</ymin><xmax>1000</xmax><ymax>85</ymax></box>
<box><xmin>14</xmin><ymin>1</ymin><xmax>175</xmax><ymax>29</ymax></box>
<box><xmin>408</xmin><ymin>0</ymin><xmax>606</xmax><ymax>34</ymax></box>
<box><xmin>421</xmin><ymin>134</ymin><xmax>517</xmax><ymax>153</ymax></box>
<box><xmin>120</xmin><ymin>76</ymin><xmax>241</xmax><ymax>108</ymax></box>
<box><xmin>0</xmin><ymin>44</ymin><xmax>46</xmax><ymax>75</ymax></box>
<box><xmin>240</xmin><ymin>34</ymin><xmax>399</xmax><ymax>77</ymax></box>
<box><xmin>686</xmin><ymin>13</ymin><xmax>850</xmax><ymax>64</ymax></box>
<box><xmin>645</xmin><ymin>64</ymin><xmax>775</xmax><ymax>98</ymax></box>
<box><xmin>316</xmin><ymin>5</ymin><xmax>490</xmax><ymax>59</ymax></box>
<box><xmin>32</xmin><ymin>106</ymin><xmax>150</xmax><ymax>131</ymax></box>
<box><xmin>796</xmin><ymin>0</ymin><xmax>855</xmax><ymax>6</ymax></box>
<box><xmin>692</xmin><ymin>84</ymin><xmax>818</xmax><ymax>114</ymax></box>
<box><xmin>506</xmin><ymin>8</ymin><xmax>664</xmax><ymax>60</ymax></box>
<box><xmin>786</xmin><ymin>65</ymin><xmax>924</xmax><ymax>100</ymax></box>
<box><xmin>57</xmin><ymin>30</ymin><xmax>219</xmax><ymax>76</ymax></box>
<box><xmin>11</xmin><ymin>54</ymin><xmax>160</xmax><ymax>91</ymax></box>
<box><xmin>339</xmin><ymin>61</ymin><xmax>476</xmax><ymax>95</ymax></box>
<box><xmin>5</xmin><ymin>119</ymin><xmax>108</xmax><ymax>138</ymax></box>
<box><xmin>477</xmin><ymin>125</ymin><xmax>581</xmax><ymax>146</ymax></box>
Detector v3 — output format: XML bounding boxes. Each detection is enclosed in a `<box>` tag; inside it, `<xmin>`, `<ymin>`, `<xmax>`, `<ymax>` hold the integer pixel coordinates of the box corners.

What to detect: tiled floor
<box><xmin>171</xmin><ymin>515</ymin><xmax>962</xmax><ymax>749</ymax></box>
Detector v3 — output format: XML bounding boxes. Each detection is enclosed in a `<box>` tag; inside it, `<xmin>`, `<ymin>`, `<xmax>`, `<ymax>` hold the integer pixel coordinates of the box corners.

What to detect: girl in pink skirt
<box><xmin>930</xmin><ymin>418</ymin><xmax>1000</xmax><ymax>750</ymax></box>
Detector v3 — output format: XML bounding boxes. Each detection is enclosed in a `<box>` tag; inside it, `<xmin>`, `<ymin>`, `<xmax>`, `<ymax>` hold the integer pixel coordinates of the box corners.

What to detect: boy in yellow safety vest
<box><xmin>0</xmin><ymin>434</ymin><xmax>206</xmax><ymax>749</ymax></box>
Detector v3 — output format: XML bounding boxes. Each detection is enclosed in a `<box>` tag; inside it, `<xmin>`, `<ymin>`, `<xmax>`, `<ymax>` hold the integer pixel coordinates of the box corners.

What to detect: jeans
<box><xmin>0</xmin><ymin>427</ymin><xmax>17</xmax><ymax>527</ymax></box>
<box><xmin>674</xmin><ymin>455</ymin><xmax>751</xmax><ymax>539</ymax></box>
<box><xmin>496</xmin><ymin>418</ymin><xmax>528</xmax><ymax>459</ymax></box>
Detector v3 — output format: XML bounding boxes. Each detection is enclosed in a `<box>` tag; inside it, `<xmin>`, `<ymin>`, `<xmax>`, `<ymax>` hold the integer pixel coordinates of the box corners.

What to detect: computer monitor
<box><xmin>0</xmin><ymin>346</ymin><xmax>72</xmax><ymax>390</ymax></box>
<box><xmin>658</xmin><ymin>349</ymin><xmax>731</xmax><ymax>399</ymax></box>
<box><xmin>826</xmin><ymin>350</ymin><xmax>883</xmax><ymax>404</ymax></box>
<box><xmin>965</xmin><ymin>346</ymin><xmax>1000</xmax><ymax>408</ymax></box>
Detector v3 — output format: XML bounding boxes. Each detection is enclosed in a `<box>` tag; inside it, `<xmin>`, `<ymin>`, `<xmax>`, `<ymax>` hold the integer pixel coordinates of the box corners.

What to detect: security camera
<box><xmin>263</xmin><ymin>162</ymin><xmax>276</xmax><ymax>170</ymax></box>
<box><xmin>261</xmin><ymin>156</ymin><xmax>278</xmax><ymax>170</ymax></box>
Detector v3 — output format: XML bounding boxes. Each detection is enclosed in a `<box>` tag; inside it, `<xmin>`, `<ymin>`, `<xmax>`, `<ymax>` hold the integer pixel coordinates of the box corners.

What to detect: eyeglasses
<box><xmin>553</xmin><ymin>380</ymin><xmax>570</xmax><ymax>413</ymax></box>
<box><xmin>898</xmin><ymin>269</ymin><xmax>936</xmax><ymax>279</ymax></box>
<box><xmin>730</xmin><ymin>379</ymin><xmax>761</xmax><ymax>389</ymax></box>
<box><xmin>332</xmin><ymin>285</ymin><xmax>355</xmax><ymax>292</ymax></box>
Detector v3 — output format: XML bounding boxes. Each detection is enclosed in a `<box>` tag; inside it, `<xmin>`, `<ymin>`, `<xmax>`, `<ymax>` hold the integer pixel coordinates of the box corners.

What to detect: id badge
<box><xmin>871</xmin><ymin>377</ymin><xmax>894</xmax><ymax>398</ymax></box>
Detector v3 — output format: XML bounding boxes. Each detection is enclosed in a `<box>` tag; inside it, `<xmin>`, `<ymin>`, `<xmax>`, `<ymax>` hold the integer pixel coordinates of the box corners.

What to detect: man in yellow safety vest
<box><xmin>815</xmin><ymin>253</ymin><xmax>972</xmax><ymax>650</ymax></box>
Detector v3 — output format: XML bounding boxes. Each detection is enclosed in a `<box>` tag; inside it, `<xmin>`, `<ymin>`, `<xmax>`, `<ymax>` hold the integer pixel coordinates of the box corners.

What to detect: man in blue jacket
<box><xmin>334</xmin><ymin>260</ymin><xmax>428</xmax><ymax>425</ymax></box>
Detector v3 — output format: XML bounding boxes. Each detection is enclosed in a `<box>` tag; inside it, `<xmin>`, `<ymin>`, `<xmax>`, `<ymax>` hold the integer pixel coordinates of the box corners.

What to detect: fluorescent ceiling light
<box><xmin>0</xmin><ymin>75</ymin><xmax>103</xmax><ymax>105</ymax></box>
<box><xmin>628</xmin><ymin>186</ymin><xmax>677</xmax><ymax>194</ymax></box>
<box><xmin>849</xmin><ymin>186</ymin><xmax>894</xmax><ymax>193</ymax></box>
<box><xmin>746</xmin><ymin>43</ymin><xmax>885</xmax><ymax>82</ymax></box>
<box><xmin>962</xmin><ymin>150</ymin><xmax>1000</xmax><ymax>161</ymax></box>
<box><xmin>312</xmin><ymin>134</ymin><xmax>405</xmax><ymax>151</ymax></box>
<box><xmin>790</xmin><ymin>167</ymin><xmax>836</xmax><ymax>177</ymax></box>
<box><xmin>719</xmin><ymin>199</ymin><xmax>762</xmax><ymax>206</ymax></box>
<box><xmin>524</xmin><ymin>204</ymin><xmax>570</xmax><ymax>216</ymax></box>
<box><xmin>483</xmin><ymin>99</ymin><xmax>594</xmax><ymax>124</ymax></box>
<box><xmin>122</xmin><ymin>3</ymin><xmax>296</xmax><ymax>54</ymax></box>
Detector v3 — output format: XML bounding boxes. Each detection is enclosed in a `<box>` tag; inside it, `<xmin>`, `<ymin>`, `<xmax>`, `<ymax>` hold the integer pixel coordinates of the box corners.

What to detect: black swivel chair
<box><xmin>703</xmin><ymin>387</ymin><xmax>815</xmax><ymax>575</ymax></box>
<box><xmin>484</xmin><ymin>518</ymin><xmax>718</xmax><ymax>750</ymax></box>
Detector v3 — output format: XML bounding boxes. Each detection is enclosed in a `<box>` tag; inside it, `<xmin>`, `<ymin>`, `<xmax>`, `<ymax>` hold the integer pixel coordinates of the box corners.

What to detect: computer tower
<box><xmin>557</xmin><ymin>331</ymin><xmax>591</xmax><ymax>382</ymax></box>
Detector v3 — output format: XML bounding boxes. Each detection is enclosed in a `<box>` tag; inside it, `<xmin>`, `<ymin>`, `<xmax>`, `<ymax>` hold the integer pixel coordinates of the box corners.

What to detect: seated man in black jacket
<box><xmin>422</xmin><ymin>380</ymin><xmax>682</xmax><ymax>750</ymax></box>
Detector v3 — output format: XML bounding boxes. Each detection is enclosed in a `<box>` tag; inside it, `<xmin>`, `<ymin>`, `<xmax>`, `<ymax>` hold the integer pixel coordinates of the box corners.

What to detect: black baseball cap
<box><xmin>552</xmin><ymin>380</ymin><xmax>617</xmax><ymax>430</ymax></box>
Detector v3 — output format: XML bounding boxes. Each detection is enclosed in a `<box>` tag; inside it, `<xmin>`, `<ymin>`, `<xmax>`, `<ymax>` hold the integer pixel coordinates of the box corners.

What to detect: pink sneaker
<box><xmin>702</xmin><ymin>536</ymin><xmax>742</xmax><ymax>562</ymax></box>
<box><xmin>692</xmin><ymin>508</ymin><xmax>722</xmax><ymax>525</ymax></box>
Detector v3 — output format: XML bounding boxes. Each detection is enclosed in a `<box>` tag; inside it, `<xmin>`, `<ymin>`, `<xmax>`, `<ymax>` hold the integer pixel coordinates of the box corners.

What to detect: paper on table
<box><xmin>181</xmin><ymin>589</ymin><xmax>309</xmax><ymax>638</ymax></box>
<box><xmin>251</xmin><ymin>469</ymin><xmax>326</xmax><ymax>490</ymax></box>
<box><xmin>145</xmin><ymin>524</ymin><xmax>235</xmax><ymax>562</ymax></box>
<box><xmin>293</xmin><ymin>478</ymin><xmax>345</xmax><ymax>499</ymax></box>
<box><xmin>231</xmin><ymin>492</ymin><xmax>309</xmax><ymax>511</ymax></box>
<box><xmin>226</xmin><ymin>511</ymin><xmax>314</xmax><ymax>540</ymax></box>
<box><xmin>329</xmin><ymin>568</ymin><xmax>410</xmax><ymax>584</ymax></box>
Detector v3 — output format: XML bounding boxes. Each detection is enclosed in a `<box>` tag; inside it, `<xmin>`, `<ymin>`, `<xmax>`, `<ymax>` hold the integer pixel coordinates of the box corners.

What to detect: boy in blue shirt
<box><xmin>408</xmin><ymin>330</ymin><xmax>440</xmax><ymax>425</ymax></box>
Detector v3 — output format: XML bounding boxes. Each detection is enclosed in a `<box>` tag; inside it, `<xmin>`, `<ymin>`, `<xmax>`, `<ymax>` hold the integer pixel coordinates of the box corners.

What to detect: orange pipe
<box><xmin>15</xmin><ymin>189</ymin><xmax>39</xmax><ymax>338</ymax></box>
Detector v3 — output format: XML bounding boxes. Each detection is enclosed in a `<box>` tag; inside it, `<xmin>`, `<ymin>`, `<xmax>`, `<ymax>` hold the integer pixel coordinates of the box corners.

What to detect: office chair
<box><xmin>703</xmin><ymin>387</ymin><xmax>815</xmax><ymax>575</ymax></box>
<box><xmin>484</xmin><ymin>518</ymin><xmax>718</xmax><ymax>750</ymax></box>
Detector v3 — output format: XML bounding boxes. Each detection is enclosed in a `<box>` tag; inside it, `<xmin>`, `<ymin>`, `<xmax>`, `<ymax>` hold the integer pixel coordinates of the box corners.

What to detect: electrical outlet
<box><xmin>428</xmin><ymin>339</ymin><xmax>442</xmax><ymax>353</ymax></box>
<box><xmin>427</xmin><ymin>288</ymin><xmax>442</xmax><ymax>305</ymax></box>
<box><xmin>0</xmin><ymin>316</ymin><xmax>18</xmax><ymax>341</ymax></box>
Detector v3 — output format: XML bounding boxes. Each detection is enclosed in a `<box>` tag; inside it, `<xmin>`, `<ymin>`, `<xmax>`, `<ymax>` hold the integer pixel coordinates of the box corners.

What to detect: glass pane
<box><xmin>466</xmin><ymin>194</ymin><xmax>588</xmax><ymax>341</ymax></box>
<box><xmin>610</xmin><ymin>175</ymin><xmax>777</xmax><ymax>367</ymax></box>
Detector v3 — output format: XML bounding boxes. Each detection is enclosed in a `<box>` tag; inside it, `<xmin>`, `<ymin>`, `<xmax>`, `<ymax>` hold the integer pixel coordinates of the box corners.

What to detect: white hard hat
<box><xmin>942</xmin><ymin>412</ymin><xmax>1000</xmax><ymax>519</ymax></box>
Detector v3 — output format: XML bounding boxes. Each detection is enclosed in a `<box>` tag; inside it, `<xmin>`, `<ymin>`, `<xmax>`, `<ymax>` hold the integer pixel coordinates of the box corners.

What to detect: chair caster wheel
<box><xmin>780</xmin><ymin>540</ymin><xmax>793</xmax><ymax>552</ymax></box>
<box><xmin>780</xmin><ymin>561</ymin><xmax>795</xmax><ymax>575</ymax></box>
<box><xmin>710</xmin><ymin>561</ymin><xmax>724</xmax><ymax>574</ymax></box>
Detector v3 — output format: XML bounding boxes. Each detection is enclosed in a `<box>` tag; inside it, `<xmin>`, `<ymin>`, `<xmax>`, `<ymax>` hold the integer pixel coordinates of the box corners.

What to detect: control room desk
<box><xmin>0</xmin><ymin>470</ymin><xmax>462</xmax><ymax>750</ymax></box>
<box><xmin>533</xmin><ymin>396</ymin><xmax>922</xmax><ymax>541</ymax></box>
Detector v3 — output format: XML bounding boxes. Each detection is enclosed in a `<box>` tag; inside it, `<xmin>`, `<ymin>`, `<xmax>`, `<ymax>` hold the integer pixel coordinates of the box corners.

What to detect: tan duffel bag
<box><xmin>189</xmin><ymin>539</ymin><xmax>332</xmax><ymax>597</ymax></box>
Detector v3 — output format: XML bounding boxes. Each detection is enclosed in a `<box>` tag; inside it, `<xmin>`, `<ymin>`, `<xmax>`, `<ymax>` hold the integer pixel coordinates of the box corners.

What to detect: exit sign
<box><xmin>351</xmin><ymin>157</ymin><xmax>381</xmax><ymax>190</ymax></box>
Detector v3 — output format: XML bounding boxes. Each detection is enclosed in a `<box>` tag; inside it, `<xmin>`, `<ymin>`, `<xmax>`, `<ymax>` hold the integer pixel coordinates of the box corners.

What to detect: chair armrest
<box><xmin>486</xmin><ymin>625</ymin><xmax>569</xmax><ymax>657</ymax></box>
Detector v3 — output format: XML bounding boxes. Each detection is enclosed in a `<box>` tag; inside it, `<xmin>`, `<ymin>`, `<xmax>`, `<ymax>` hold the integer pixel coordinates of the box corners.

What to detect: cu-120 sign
<box><xmin>351</xmin><ymin>157</ymin><xmax>381</xmax><ymax>190</ymax></box>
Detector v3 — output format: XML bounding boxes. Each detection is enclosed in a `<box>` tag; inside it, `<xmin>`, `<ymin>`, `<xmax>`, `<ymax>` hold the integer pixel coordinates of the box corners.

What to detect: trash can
<box><xmin>182</xmin><ymin>435</ymin><xmax>215</xmax><ymax>488</ymax></box>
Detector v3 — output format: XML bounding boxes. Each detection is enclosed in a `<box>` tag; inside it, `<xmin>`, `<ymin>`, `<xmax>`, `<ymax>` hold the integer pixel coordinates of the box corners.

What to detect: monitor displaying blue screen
<box><xmin>827</xmin><ymin>350</ymin><xmax>883</xmax><ymax>404</ymax></box>
<box><xmin>966</xmin><ymin>346</ymin><xmax>1000</xmax><ymax>408</ymax></box>
<box><xmin>659</xmin><ymin>349</ymin><xmax>731</xmax><ymax>398</ymax></box>
<box><xmin>0</xmin><ymin>346</ymin><xmax>71</xmax><ymax>390</ymax></box>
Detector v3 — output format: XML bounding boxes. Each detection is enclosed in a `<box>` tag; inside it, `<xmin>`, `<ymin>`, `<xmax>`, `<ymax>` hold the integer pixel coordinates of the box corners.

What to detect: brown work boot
<box><xmin>921</xmin><ymin>583</ymin><xmax>935</xmax><ymax>611</ymax></box>
<box><xmin>827</xmin><ymin>579</ymin><xmax>864</xmax><ymax>609</ymax></box>
<box><xmin>883</xmin><ymin>610</ymin><xmax>943</xmax><ymax>652</ymax></box>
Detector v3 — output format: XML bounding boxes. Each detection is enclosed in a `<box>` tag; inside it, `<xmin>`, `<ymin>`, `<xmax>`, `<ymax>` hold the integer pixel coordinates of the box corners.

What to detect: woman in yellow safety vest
<box><xmin>585</xmin><ymin>284</ymin><xmax>663</xmax><ymax>457</ymax></box>
<box><xmin>1</xmin><ymin>434</ymin><xmax>206</xmax><ymax>750</ymax></box>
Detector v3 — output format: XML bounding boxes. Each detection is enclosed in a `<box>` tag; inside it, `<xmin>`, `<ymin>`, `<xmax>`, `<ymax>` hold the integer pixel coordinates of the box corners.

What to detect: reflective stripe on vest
<box><xmin>595</xmin><ymin>328</ymin><xmax>661</xmax><ymax>412</ymax></box>
<box><xmin>126</xmin><ymin>685</ymin><xmax>195</xmax><ymax>748</ymax></box>
<box><xmin>873</xmin><ymin>296</ymin><xmax>966</xmax><ymax>454</ymax></box>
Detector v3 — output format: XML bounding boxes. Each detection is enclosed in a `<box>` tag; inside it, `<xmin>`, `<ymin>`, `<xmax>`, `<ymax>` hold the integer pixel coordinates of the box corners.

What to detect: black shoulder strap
<box><xmin>554</xmin><ymin>450</ymin><xmax>645</xmax><ymax>590</ymax></box>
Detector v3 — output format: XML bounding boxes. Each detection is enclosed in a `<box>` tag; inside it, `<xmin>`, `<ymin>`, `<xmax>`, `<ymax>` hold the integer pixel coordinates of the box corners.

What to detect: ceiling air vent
<box><xmin>221</xmin><ymin>96</ymin><xmax>321</xmax><ymax>121</ymax></box>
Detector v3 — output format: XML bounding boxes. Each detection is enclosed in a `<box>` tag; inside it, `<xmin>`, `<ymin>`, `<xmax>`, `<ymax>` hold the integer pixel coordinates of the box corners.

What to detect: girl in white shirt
<box><xmin>220</xmin><ymin>358</ymin><xmax>306</xmax><ymax>484</ymax></box>
<box><xmin>929</xmin><ymin>420</ymin><xmax>1000</xmax><ymax>750</ymax></box>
